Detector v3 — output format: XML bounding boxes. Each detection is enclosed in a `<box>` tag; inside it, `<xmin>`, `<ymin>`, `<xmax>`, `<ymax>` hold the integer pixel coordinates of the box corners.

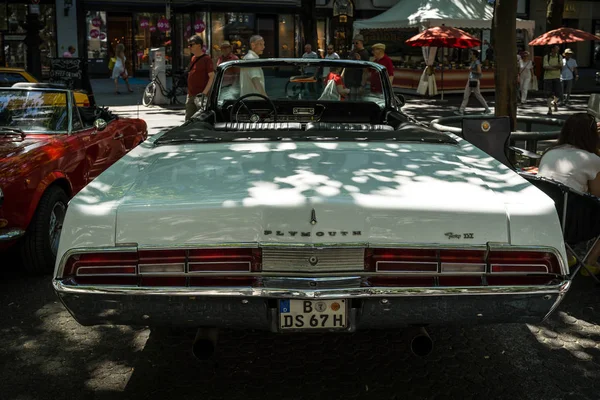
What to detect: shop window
<box><xmin>134</xmin><ymin>13</ymin><xmax>173</xmax><ymax>73</ymax></box>
<box><xmin>211</xmin><ymin>12</ymin><xmax>255</xmax><ymax>61</ymax></box>
<box><xmin>86</xmin><ymin>12</ymin><xmax>108</xmax><ymax>60</ymax></box>
<box><xmin>179</xmin><ymin>12</ymin><xmax>207</xmax><ymax>70</ymax></box>
<box><xmin>7</xmin><ymin>4</ymin><xmax>26</xmax><ymax>33</ymax></box>
<box><xmin>39</xmin><ymin>5</ymin><xmax>57</xmax><ymax>78</ymax></box>
<box><xmin>279</xmin><ymin>14</ymin><xmax>294</xmax><ymax>58</ymax></box>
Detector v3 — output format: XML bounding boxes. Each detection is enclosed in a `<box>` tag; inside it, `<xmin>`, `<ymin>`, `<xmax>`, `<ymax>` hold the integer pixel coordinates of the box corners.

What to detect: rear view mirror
<box><xmin>194</xmin><ymin>93</ymin><xmax>208</xmax><ymax>111</ymax></box>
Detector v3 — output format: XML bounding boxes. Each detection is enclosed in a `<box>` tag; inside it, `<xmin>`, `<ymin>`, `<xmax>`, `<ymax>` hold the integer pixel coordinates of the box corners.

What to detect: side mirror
<box><xmin>194</xmin><ymin>93</ymin><xmax>208</xmax><ymax>111</ymax></box>
<box><xmin>394</xmin><ymin>94</ymin><xmax>406</xmax><ymax>109</ymax></box>
<box><xmin>93</xmin><ymin>119</ymin><xmax>107</xmax><ymax>131</ymax></box>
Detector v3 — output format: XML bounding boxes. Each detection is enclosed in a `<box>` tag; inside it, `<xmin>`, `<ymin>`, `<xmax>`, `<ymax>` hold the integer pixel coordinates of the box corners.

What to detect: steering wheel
<box><xmin>230</xmin><ymin>93</ymin><xmax>278</xmax><ymax>123</ymax></box>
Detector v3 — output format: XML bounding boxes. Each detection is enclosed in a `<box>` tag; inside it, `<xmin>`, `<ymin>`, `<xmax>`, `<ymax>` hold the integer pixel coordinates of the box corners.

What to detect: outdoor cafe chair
<box><xmin>519</xmin><ymin>173</ymin><xmax>600</xmax><ymax>283</ymax></box>
<box><xmin>460</xmin><ymin>116</ymin><xmax>540</xmax><ymax>170</ymax></box>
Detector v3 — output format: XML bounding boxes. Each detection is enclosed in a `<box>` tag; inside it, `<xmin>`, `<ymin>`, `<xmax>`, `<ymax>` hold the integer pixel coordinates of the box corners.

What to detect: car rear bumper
<box><xmin>54</xmin><ymin>280</ymin><xmax>571</xmax><ymax>331</ymax></box>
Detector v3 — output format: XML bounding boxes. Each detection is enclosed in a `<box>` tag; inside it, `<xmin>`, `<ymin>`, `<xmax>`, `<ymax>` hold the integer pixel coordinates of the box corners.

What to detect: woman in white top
<box><xmin>538</xmin><ymin>113</ymin><xmax>600</xmax><ymax>271</ymax></box>
<box><xmin>111</xmin><ymin>43</ymin><xmax>133</xmax><ymax>94</ymax></box>
<box><xmin>518</xmin><ymin>51</ymin><xmax>534</xmax><ymax>104</ymax></box>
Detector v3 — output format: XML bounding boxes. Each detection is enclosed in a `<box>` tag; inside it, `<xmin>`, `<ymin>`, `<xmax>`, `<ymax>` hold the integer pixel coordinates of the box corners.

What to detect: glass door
<box><xmin>107</xmin><ymin>15</ymin><xmax>134</xmax><ymax>76</ymax></box>
<box><xmin>257</xmin><ymin>16</ymin><xmax>276</xmax><ymax>58</ymax></box>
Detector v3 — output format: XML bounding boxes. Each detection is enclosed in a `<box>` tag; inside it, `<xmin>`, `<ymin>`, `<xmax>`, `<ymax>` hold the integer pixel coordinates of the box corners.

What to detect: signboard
<box><xmin>48</xmin><ymin>58</ymin><xmax>96</xmax><ymax>106</ymax></box>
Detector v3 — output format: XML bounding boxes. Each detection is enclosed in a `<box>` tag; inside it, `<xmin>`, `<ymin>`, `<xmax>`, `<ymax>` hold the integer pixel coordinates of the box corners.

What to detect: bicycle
<box><xmin>142</xmin><ymin>71</ymin><xmax>187</xmax><ymax>106</ymax></box>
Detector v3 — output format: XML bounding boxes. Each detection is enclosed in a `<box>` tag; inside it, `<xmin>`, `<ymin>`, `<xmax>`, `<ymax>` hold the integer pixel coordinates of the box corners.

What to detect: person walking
<box><xmin>518</xmin><ymin>51</ymin><xmax>534</xmax><ymax>104</ymax></box>
<box><xmin>185</xmin><ymin>35</ymin><xmax>215</xmax><ymax>121</ymax></box>
<box><xmin>111</xmin><ymin>43</ymin><xmax>133</xmax><ymax>95</ymax></box>
<box><xmin>560</xmin><ymin>48</ymin><xmax>578</xmax><ymax>105</ymax></box>
<box><xmin>543</xmin><ymin>44</ymin><xmax>563</xmax><ymax>115</ymax></box>
<box><xmin>322</xmin><ymin>44</ymin><xmax>340</xmax><ymax>78</ymax></box>
<box><xmin>454</xmin><ymin>50</ymin><xmax>491</xmax><ymax>115</ymax></box>
<box><xmin>240</xmin><ymin>35</ymin><xmax>266</xmax><ymax>97</ymax></box>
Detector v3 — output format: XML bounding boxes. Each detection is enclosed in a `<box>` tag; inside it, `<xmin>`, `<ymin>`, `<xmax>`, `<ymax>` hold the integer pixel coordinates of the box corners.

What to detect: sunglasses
<box><xmin>188</xmin><ymin>43</ymin><xmax>198</xmax><ymax>47</ymax></box>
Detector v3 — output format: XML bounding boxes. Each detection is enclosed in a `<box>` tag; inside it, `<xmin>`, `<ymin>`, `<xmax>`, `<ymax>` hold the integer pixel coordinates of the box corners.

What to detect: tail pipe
<box><xmin>410</xmin><ymin>327</ymin><xmax>433</xmax><ymax>357</ymax></box>
<box><xmin>192</xmin><ymin>328</ymin><xmax>218</xmax><ymax>360</ymax></box>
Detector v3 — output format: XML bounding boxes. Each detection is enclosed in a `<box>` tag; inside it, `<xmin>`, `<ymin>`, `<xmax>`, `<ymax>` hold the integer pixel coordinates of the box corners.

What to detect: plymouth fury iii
<box><xmin>0</xmin><ymin>84</ymin><xmax>147</xmax><ymax>273</ymax></box>
<box><xmin>54</xmin><ymin>60</ymin><xmax>570</xmax><ymax>357</ymax></box>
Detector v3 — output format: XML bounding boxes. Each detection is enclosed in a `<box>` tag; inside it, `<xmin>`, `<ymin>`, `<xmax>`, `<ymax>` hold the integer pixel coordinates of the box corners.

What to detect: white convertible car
<box><xmin>53</xmin><ymin>59</ymin><xmax>570</xmax><ymax>357</ymax></box>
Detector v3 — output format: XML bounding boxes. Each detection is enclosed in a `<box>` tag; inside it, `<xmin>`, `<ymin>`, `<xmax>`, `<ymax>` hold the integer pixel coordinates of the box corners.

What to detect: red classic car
<box><xmin>0</xmin><ymin>84</ymin><xmax>147</xmax><ymax>273</ymax></box>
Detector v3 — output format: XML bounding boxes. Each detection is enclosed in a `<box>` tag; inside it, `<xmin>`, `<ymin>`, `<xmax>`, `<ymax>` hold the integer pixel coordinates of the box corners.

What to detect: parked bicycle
<box><xmin>142</xmin><ymin>71</ymin><xmax>187</xmax><ymax>106</ymax></box>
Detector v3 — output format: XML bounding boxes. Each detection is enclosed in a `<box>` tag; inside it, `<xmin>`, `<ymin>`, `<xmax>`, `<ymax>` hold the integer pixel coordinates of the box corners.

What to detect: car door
<box><xmin>69</xmin><ymin>96</ymin><xmax>116</xmax><ymax>182</ymax></box>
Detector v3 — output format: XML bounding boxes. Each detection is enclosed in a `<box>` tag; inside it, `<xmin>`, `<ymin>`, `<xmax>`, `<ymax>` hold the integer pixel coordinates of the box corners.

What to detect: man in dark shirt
<box><xmin>186</xmin><ymin>35</ymin><xmax>215</xmax><ymax>121</ymax></box>
<box><xmin>346</xmin><ymin>34</ymin><xmax>370</xmax><ymax>100</ymax></box>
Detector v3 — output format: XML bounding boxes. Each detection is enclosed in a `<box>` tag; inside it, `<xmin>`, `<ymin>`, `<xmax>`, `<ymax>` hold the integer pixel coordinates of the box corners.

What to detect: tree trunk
<box><xmin>547</xmin><ymin>0</ymin><xmax>565</xmax><ymax>30</ymax></box>
<box><xmin>492</xmin><ymin>0</ymin><xmax>518</xmax><ymax>130</ymax></box>
<box><xmin>301</xmin><ymin>0</ymin><xmax>318</xmax><ymax>51</ymax></box>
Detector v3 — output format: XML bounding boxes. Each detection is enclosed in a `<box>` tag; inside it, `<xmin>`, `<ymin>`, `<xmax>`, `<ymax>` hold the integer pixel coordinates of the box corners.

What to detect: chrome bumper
<box><xmin>0</xmin><ymin>228</ymin><xmax>25</xmax><ymax>242</ymax></box>
<box><xmin>54</xmin><ymin>280</ymin><xmax>571</xmax><ymax>331</ymax></box>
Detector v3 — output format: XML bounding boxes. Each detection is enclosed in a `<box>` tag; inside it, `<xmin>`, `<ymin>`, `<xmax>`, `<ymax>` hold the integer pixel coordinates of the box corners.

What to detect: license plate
<box><xmin>279</xmin><ymin>299</ymin><xmax>347</xmax><ymax>330</ymax></box>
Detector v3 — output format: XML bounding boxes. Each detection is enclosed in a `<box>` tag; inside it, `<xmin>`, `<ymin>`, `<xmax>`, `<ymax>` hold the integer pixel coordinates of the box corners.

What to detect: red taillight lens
<box><xmin>365</xmin><ymin>248</ymin><xmax>437</xmax><ymax>272</ymax></box>
<box><xmin>64</xmin><ymin>252</ymin><xmax>138</xmax><ymax>277</ymax></box>
<box><xmin>188</xmin><ymin>248</ymin><xmax>261</xmax><ymax>272</ymax></box>
<box><xmin>488</xmin><ymin>251</ymin><xmax>560</xmax><ymax>274</ymax></box>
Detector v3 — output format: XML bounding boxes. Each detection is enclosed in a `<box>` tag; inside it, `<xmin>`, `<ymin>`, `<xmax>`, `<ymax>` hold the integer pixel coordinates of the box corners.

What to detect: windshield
<box><xmin>0</xmin><ymin>89</ymin><xmax>69</xmax><ymax>133</ymax></box>
<box><xmin>217</xmin><ymin>63</ymin><xmax>387</xmax><ymax>107</ymax></box>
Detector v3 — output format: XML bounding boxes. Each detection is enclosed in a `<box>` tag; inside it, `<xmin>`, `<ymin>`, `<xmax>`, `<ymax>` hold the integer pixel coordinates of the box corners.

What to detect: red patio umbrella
<box><xmin>406</xmin><ymin>26</ymin><xmax>481</xmax><ymax>100</ymax></box>
<box><xmin>529</xmin><ymin>27</ymin><xmax>600</xmax><ymax>46</ymax></box>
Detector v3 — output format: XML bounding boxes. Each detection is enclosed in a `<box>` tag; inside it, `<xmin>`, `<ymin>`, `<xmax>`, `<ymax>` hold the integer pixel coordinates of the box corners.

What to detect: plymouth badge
<box><xmin>481</xmin><ymin>121</ymin><xmax>491</xmax><ymax>132</ymax></box>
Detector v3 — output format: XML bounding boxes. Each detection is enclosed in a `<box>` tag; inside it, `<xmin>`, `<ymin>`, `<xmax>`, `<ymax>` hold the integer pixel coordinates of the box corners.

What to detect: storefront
<box><xmin>81</xmin><ymin>0</ymin><xmax>303</xmax><ymax>78</ymax></box>
<box><xmin>0</xmin><ymin>1</ymin><xmax>57</xmax><ymax>78</ymax></box>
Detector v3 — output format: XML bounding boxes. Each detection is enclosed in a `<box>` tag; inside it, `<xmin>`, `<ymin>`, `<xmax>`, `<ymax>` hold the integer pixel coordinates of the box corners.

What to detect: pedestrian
<box><xmin>518</xmin><ymin>51</ymin><xmax>534</xmax><ymax>104</ymax></box>
<box><xmin>319</xmin><ymin>67</ymin><xmax>350</xmax><ymax>101</ymax></box>
<box><xmin>217</xmin><ymin>41</ymin><xmax>239</xmax><ymax>88</ymax></box>
<box><xmin>321</xmin><ymin>44</ymin><xmax>340</xmax><ymax>80</ymax></box>
<box><xmin>63</xmin><ymin>45</ymin><xmax>75</xmax><ymax>58</ymax></box>
<box><xmin>346</xmin><ymin>34</ymin><xmax>370</xmax><ymax>100</ymax></box>
<box><xmin>454</xmin><ymin>49</ymin><xmax>491</xmax><ymax>115</ymax></box>
<box><xmin>111</xmin><ymin>43</ymin><xmax>133</xmax><ymax>95</ymax></box>
<box><xmin>561</xmin><ymin>48</ymin><xmax>578</xmax><ymax>105</ymax></box>
<box><xmin>369</xmin><ymin>43</ymin><xmax>394</xmax><ymax>93</ymax></box>
<box><xmin>240</xmin><ymin>35</ymin><xmax>266</xmax><ymax>97</ymax></box>
<box><xmin>185</xmin><ymin>34</ymin><xmax>215</xmax><ymax>121</ymax></box>
<box><xmin>543</xmin><ymin>44</ymin><xmax>563</xmax><ymax>115</ymax></box>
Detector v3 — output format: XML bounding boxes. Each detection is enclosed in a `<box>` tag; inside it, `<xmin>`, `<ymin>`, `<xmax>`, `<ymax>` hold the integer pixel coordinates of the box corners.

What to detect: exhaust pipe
<box><xmin>192</xmin><ymin>328</ymin><xmax>218</xmax><ymax>360</ymax></box>
<box><xmin>409</xmin><ymin>327</ymin><xmax>433</xmax><ymax>357</ymax></box>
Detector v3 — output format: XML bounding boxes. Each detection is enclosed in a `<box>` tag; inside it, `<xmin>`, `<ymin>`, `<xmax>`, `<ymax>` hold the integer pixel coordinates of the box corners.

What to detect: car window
<box><xmin>71</xmin><ymin>100</ymin><xmax>83</xmax><ymax>131</ymax></box>
<box><xmin>0</xmin><ymin>73</ymin><xmax>28</xmax><ymax>87</ymax></box>
<box><xmin>0</xmin><ymin>89</ymin><xmax>69</xmax><ymax>132</ymax></box>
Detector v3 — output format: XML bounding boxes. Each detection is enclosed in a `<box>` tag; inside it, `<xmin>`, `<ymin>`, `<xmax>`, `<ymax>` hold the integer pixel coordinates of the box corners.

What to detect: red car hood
<box><xmin>0</xmin><ymin>135</ymin><xmax>49</xmax><ymax>160</ymax></box>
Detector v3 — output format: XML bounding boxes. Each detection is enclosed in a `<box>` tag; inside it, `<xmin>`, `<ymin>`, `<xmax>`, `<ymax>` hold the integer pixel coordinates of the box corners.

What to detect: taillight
<box><xmin>61</xmin><ymin>248</ymin><xmax>262</xmax><ymax>286</ymax></box>
<box><xmin>365</xmin><ymin>248</ymin><xmax>437</xmax><ymax>272</ymax></box>
<box><xmin>188</xmin><ymin>248</ymin><xmax>261</xmax><ymax>272</ymax></box>
<box><xmin>488</xmin><ymin>251</ymin><xmax>560</xmax><ymax>274</ymax></box>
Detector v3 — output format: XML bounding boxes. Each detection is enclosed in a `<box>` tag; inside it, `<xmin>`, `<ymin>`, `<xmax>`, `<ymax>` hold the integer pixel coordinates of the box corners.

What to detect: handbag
<box><xmin>318</xmin><ymin>79</ymin><xmax>341</xmax><ymax>101</ymax></box>
<box><xmin>469</xmin><ymin>80</ymin><xmax>478</xmax><ymax>88</ymax></box>
<box><xmin>108</xmin><ymin>57</ymin><xmax>116</xmax><ymax>71</ymax></box>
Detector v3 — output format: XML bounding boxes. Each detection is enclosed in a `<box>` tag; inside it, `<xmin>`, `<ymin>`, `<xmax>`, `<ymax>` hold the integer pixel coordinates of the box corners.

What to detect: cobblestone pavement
<box><xmin>1</xmin><ymin>260</ymin><xmax>600</xmax><ymax>400</ymax></box>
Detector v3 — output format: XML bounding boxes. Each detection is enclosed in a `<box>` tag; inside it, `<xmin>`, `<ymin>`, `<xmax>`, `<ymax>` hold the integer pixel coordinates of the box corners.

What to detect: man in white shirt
<box><xmin>322</xmin><ymin>45</ymin><xmax>340</xmax><ymax>78</ymax></box>
<box><xmin>560</xmin><ymin>48</ymin><xmax>578</xmax><ymax>105</ymax></box>
<box><xmin>240</xmin><ymin>35</ymin><xmax>266</xmax><ymax>97</ymax></box>
<box><xmin>302</xmin><ymin>44</ymin><xmax>319</xmax><ymax>77</ymax></box>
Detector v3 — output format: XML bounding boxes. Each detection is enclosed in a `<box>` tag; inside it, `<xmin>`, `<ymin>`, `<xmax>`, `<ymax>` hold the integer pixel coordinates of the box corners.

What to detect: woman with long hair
<box><xmin>538</xmin><ymin>113</ymin><xmax>600</xmax><ymax>272</ymax></box>
<box><xmin>111</xmin><ymin>43</ymin><xmax>133</xmax><ymax>94</ymax></box>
